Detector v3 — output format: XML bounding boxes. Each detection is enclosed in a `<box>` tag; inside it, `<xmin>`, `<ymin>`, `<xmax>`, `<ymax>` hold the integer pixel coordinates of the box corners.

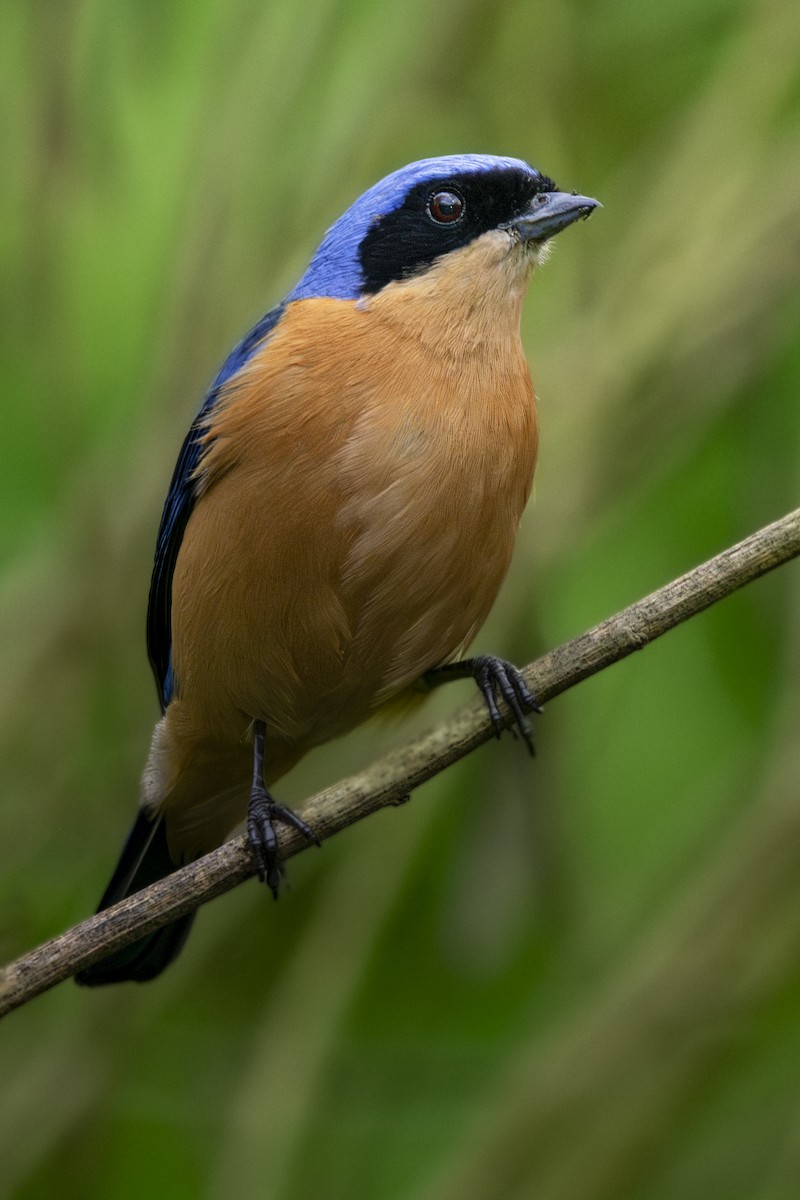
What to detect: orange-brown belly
<box><xmin>169</xmin><ymin>296</ymin><xmax>538</xmax><ymax>751</ymax></box>
<box><xmin>170</xmin><ymin>455</ymin><xmax>527</xmax><ymax>747</ymax></box>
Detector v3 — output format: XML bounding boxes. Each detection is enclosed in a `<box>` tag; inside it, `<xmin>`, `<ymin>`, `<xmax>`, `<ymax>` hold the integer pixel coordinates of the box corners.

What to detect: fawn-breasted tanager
<box><xmin>77</xmin><ymin>154</ymin><xmax>598</xmax><ymax>986</ymax></box>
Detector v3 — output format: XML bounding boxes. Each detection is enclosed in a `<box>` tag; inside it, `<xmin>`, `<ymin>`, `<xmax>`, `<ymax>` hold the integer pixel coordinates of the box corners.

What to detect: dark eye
<box><xmin>427</xmin><ymin>190</ymin><xmax>464</xmax><ymax>225</ymax></box>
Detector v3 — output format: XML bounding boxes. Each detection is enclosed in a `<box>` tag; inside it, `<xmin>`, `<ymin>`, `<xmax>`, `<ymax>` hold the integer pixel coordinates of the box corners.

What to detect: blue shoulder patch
<box><xmin>146</xmin><ymin>302</ymin><xmax>286</xmax><ymax>709</ymax></box>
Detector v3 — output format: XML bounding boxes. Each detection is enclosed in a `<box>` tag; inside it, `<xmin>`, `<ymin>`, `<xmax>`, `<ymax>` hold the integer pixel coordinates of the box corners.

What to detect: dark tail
<box><xmin>76</xmin><ymin>810</ymin><xmax>195</xmax><ymax>987</ymax></box>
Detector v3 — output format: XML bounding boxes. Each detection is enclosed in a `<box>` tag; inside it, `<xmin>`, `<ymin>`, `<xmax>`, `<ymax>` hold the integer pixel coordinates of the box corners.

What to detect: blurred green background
<box><xmin>3</xmin><ymin>0</ymin><xmax>800</xmax><ymax>1196</ymax></box>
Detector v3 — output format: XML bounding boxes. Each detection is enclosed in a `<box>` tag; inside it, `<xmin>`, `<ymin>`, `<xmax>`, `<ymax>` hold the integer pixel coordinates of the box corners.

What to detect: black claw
<box><xmin>422</xmin><ymin>662</ymin><xmax>542</xmax><ymax>753</ymax></box>
<box><xmin>248</xmin><ymin>718</ymin><xmax>320</xmax><ymax>898</ymax></box>
<box><xmin>422</xmin><ymin>656</ymin><xmax>541</xmax><ymax>755</ymax></box>
<box><xmin>470</xmin><ymin>656</ymin><xmax>540</xmax><ymax>757</ymax></box>
<box><xmin>247</xmin><ymin>785</ymin><xmax>319</xmax><ymax>899</ymax></box>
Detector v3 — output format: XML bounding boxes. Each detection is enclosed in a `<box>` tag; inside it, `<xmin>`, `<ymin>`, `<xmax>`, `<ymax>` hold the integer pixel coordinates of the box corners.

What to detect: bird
<box><xmin>76</xmin><ymin>154</ymin><xmax>598</xmax><ymax>986</ymax></box>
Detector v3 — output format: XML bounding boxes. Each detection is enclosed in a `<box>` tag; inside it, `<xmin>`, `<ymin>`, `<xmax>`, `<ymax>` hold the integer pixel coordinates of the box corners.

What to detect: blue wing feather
<box><xmin>146</xmin><ymin>302</ymin><xmax>286</xmax><ymax>710</ymax></box>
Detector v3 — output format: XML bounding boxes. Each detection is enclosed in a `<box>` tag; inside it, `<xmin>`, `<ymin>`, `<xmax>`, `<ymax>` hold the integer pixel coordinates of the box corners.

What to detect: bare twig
<box><xmin>2</xmin><ymin>507</ymin><xmax>799</xmax><ymax>1018</ymax></box>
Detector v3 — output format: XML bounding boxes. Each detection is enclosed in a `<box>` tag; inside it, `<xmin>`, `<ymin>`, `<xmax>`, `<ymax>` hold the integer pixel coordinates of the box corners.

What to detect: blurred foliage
<box><xmin>2</xmin><ymin>0</ymin><xmax>800</xmax><ymax>1197</ymax></box>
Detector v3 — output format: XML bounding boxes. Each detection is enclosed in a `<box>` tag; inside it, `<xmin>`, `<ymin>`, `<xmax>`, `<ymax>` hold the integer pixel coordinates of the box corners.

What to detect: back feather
<box><xmin>147</xmin><ymin>302</ymin><xmax>286</xmax><ymax>709</ymax></box>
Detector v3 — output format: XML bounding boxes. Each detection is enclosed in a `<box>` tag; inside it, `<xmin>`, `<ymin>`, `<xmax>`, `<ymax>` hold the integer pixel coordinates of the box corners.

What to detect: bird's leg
<box><xmin>423</xmin><ymin>656</ymin><xmax>541</xmax><ymax>757</ymax></box>
<box><xmin>247</xmin><ymin>719</ymin><xmax>320</xmax><ymax>898</ymax></box>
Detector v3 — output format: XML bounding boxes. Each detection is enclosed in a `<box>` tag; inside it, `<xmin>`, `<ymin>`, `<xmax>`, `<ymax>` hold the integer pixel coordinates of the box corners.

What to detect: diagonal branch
<box><xmin>2</xmin><ymin>507</ymin><xmax>799</xmax><ymax>1019</ymax></box>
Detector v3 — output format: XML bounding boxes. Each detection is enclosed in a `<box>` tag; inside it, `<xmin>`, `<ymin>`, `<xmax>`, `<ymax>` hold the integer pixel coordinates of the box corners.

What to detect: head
<box><xmin>289</xmin><ymin>154</ymin><xmax>598</xmax><ymax>304</ymax></box>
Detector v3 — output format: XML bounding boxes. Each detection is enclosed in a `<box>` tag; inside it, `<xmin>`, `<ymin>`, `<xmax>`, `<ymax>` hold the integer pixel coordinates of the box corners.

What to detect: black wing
<box><xmin>146</xmin><ymin>302</ymin><xmax>286</xmax><ymax>710</ymax></box>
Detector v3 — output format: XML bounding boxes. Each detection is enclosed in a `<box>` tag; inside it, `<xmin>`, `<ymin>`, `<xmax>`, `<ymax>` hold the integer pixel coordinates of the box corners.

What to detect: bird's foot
<box><xmin>471</xmin><ymin>656</ymin><xmax>540</xmax><ymax>755</ymax></box>
<box><xmin>425</xmin><ymin>655</ymin><xmax>541</xmax><ymax>756</ymax></box>
<box><xmin>246</xmin><ymin>785</ymin><xmax>320</xmax><ymax>898</ymax></box>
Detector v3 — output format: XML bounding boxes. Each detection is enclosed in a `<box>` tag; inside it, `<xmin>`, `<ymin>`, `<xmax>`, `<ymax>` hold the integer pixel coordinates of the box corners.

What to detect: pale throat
<box><xmin>362</xmin><ymin>230</ymin><xmax>538</xmax><ymax>359</ymax></box>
